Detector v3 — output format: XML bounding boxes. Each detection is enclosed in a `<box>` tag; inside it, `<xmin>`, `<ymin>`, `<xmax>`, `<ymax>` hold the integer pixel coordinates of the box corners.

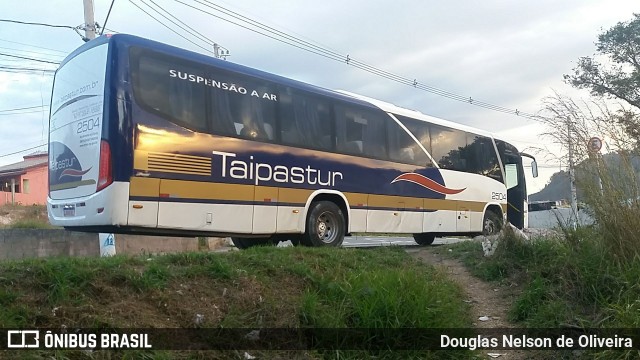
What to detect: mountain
<box><xmin>528</xmin><ymin>152</ymin><xmax>640</xmax><ymax>202</ymax></box>
<box><xmin>529</xmin><ymin>171</ymin><xmax>571</xmax><ymax>202</ymax></box>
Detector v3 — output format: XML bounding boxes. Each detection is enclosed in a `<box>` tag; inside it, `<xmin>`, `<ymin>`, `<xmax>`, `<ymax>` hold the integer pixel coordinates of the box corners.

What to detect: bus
<box><xmin>47</xmin><ymin>34</ymin><xmax>537</xmax><ymax>248</ymax></box>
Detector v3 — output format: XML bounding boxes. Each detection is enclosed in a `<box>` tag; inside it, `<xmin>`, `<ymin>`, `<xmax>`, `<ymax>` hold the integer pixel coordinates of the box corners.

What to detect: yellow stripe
<box><xmin>130</xmin><ymin>177</ymin><xmax>160</xmax><ymax>197</ymax></box>
<box><xmin>128</xmin><ymin>178</ymin><xmax>501</xmax><ymax>213</ymax></box>
<box><xmin>278</xmin><ymin>188</ymin><xmax>313</xmax><ymax>204</ymax></box>
<box><xmin>160</xmin><ymin>179</ymin><xmax>253</xmax><ymax>201</ymax></box>
<box><xmin>424</xmin><ymin>199</ymin><xmax>457</xmax><ymax>211</ymax></box>
<box><xmin>255</xmin><ymin>186</ymin><xmax>278</xmax><ymax>203</ymax></box>
<box><xmin>345</xmin><ymin>192</ymin><xmax>368</xmax><ymax>207</ymax></box>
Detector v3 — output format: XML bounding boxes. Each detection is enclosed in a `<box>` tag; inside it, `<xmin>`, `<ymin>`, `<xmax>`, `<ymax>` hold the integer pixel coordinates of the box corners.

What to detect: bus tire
<box><xmin>413</xmin><ymin>233</ymin><xmax>436</xmax><ymax>246</ymax></box>
<box><xmin>231</xmin><ymin>237</ymin><xmax>272</xmax><ymax>249</ymax></box>
<box><xmin>482</xmin><ymin>210</ymin><xmax>503</xmax><ymax>236</ymax></box>
<box><xmin>302</xmin><ymin>201</ymin><xmax>345</xmax><ymax>247</ymax></box>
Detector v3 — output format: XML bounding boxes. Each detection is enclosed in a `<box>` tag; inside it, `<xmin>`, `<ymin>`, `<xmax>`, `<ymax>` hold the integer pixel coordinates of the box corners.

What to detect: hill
<box><xmin>529</xmin><ymin>152</ymin><xmax>640</xmax><ymax>202</ymax></box>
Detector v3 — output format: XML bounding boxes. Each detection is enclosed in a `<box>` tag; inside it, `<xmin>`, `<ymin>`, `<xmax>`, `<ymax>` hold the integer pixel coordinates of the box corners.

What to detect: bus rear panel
<box><xmin>48</xmin><ymin>40</ymin><xmax>129</xmax><ymax>228</ymax></box>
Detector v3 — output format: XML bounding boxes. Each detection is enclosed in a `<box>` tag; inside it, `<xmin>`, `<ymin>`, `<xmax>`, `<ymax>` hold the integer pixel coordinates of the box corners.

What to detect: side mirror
<box><xmin>520</xmin><ymin>152</ymin><xmax>538</xmax><ymax>178</ymax></box>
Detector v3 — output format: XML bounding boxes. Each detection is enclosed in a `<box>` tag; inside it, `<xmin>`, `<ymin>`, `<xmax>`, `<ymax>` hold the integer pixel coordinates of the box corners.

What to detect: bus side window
<box><xmin>387</xmin><ymin>116</ymin><xmax>430</xmax><ymax>166</ymax></box>
<box><xmin>336</xmin><ymin>105</ymin><xmax>387</xmax><ymax>159</ymax></box>
<box><xmin>394</xmin><ymin>115</ymin><xmax>434</xmax><ymax>167</ymax></box>
<box><xmin>430</xmin><ymin>125</ymin><xmax>467</xmax><ymax>171</ymax></box>
<box><xmin>135</xmin><ymin>56</ymin><xmax>207</xmax><ymax>132</ymax></box>
<box><xmin>210</xmin><ymin>73</ymin><xmax>276</xmax><ymax>141</ymax></box>
<box><xmin>466</xmin><ymin>134</ymin><xmax>503</xmax><ymax>182</ymax></box>
<box><xmin>278</xmin><ymin>89</ymin><xmax>334</xmax><ymax>151</ymax></box>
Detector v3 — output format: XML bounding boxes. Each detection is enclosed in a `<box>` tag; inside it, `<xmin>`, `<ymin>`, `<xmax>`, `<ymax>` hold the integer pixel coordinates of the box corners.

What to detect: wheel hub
<box><xmin>318</xmin><ymin>221</ymin><xmax>327</xmax><ymax>237</ymax></box>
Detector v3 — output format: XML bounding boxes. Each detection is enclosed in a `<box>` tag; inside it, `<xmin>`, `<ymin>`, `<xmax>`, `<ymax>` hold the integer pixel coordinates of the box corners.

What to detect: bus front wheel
<box><xmin>302</xmin><ymin>201</ymin><xmax>345</xmax><ymax>247</ymax></box>
<box><xmin>482</xmin><ymin>211</ymin><xmax>503</xmax><ymax>236</ymax></box>
<box><xmin>413</xmin><ymin>233</ymin><xmax>436</xmax><ymax>246</ymax></box>
<box><xmin>231</xmin><ymin>237</ymin><xmax>272</xmax><ymax>249</ymax></box>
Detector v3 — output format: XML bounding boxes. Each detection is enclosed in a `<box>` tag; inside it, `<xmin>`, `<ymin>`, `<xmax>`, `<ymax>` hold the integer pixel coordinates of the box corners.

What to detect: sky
<box><xmin>1</xmin><ymin>0</ymin><xmax>639</xmax><ymax>194</ymax></box>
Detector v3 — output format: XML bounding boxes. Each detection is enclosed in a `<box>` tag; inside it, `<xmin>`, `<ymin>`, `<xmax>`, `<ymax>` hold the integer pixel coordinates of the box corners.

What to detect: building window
<box><xmin>23</xmin><ymin>179</ymin><xmax>30</xmax><ymax>194</ymax></box>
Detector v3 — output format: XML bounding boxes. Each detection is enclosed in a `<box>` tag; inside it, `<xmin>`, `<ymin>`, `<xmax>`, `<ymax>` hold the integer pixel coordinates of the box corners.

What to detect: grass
<box><xmin>0</xmin><ymin>246</ymin><xmax>474</xmax><ymax>359</ymax></box>
<box><xmin>0</xmin><ymin>204</ymin><xmax>56</xmax><ymax>229</ymax></box>
<box><xmin>445</xmin><ymin>226</ymin><xmax>640</xmax><ymax>359</ymax></box>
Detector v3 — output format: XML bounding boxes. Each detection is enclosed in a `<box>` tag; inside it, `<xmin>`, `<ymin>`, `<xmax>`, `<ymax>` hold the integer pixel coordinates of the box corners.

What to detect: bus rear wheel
<box><xmin>301</xmin><ymin>201</ymin><xmax>345</xmax><ymax>247</ymax></box>
<box><xmin>482</xmin><ymin>211</ymin><xmax>503</xmax><ymax>236</ymax></box>
<box><xmin>413</xmin><ymin>233</ymin><xmax>436</xmax><ymax>246</ymax></box>
<box><xmin>231</xmin><ymin>237</ymin><xmax>272</xmax><ymax>249</ymax></box>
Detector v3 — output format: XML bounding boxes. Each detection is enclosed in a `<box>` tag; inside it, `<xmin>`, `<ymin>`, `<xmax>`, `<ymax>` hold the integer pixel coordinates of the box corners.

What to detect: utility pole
<box><xmin>213</xmin><ymin>43</ymin><xmax>230</xmax><ymax>60</ymax></box>
<box><xmin>82</xmin><ymin>0</ymin><xmax>115</xmax><ymax>255</ymax></box>
<box><xmin>567</xmin><ymin>119</ymin><xmax>578</xmax><ymax>230</ymax></box>
<box><xmin>83</xmin><ymin>0</ymin><xmax>96</xmax><ymax>41</ymax></box>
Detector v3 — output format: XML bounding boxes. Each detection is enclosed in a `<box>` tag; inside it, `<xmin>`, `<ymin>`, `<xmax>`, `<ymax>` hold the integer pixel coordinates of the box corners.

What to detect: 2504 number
<box><xmin>77</xmin><ymin>118</ymin><xmax>100</xmax><ymax>134</ymax></box>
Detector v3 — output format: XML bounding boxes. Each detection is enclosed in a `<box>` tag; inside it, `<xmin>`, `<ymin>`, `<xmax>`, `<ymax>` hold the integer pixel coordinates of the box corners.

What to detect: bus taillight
<box><xmin>97</xmin><ymin>140</ymin><xmax>113</xmax><ymax>192</ymax></box>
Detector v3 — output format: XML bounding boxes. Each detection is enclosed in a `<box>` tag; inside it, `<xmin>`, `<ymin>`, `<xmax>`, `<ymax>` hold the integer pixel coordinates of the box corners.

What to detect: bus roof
<box><xmin>67</xmin><ymin>34</ymin><xmax>508</xmax><ymax>146</ymax></box>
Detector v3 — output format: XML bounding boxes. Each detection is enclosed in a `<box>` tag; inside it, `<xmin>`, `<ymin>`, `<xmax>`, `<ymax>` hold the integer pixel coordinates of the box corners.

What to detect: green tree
<box><xmin>565</xmin><ymin>14</ymin><xmax>640</xmax><ymax>142</ymax></box>
<box><xmin>565</xmin><ymin>13</ymin><xmax>640</xmax><ymax>109</ymax></box>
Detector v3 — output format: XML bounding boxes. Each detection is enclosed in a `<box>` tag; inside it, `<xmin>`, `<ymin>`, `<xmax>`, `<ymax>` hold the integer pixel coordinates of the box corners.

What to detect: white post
<box><xmin>10</xmin><ymin>178</ymin><xmax>15</xmax><ymax>205</ymax></box>
<box><xmin>83</xmin><ymin>0</ymin><xmax>96</xmax><ymax>40</ymax></box>
<box><xmin>99</xmin><ymin>233</ymin><xmax>116</xmax><ymax>256</ymax></box>
<box><xmin>567</xmin><ymin>120</ymin><xmax>578</xmax><ymax>230</ymax></box>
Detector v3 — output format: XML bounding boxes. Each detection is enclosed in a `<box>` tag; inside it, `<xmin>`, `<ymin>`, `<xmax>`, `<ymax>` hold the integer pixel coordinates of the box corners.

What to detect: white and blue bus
<box><xmin>48</xmin><ymin>34</ymin><xmax>537</xmax><ymax>248</ymax></box>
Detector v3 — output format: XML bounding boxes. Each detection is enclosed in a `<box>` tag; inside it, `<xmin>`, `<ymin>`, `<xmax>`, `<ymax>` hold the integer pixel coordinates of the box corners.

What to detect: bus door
<box><xmin>504</xmin><ymin>154</ymin><xmax>525</xmax><ymax>229</ymax></box>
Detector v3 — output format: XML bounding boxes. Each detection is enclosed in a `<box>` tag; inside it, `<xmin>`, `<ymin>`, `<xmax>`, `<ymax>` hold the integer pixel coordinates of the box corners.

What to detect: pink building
<box><xmin>0</xmin><ymin>151</ymin><xmax>48</xmax><ymax>206</ymax></box>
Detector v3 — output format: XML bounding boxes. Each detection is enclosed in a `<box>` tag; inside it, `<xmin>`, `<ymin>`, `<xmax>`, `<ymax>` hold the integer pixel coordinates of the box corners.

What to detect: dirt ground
<box><xmin>408</xmin><ymin>246</ymin><xmax>528</xmax><ymax>360</ymax></box>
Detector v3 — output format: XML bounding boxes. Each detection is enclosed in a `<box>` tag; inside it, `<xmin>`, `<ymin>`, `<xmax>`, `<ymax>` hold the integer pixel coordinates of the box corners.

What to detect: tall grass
<box><xmin>0</xmin><ymin>247</ymin><xmax>474</xmax><ymax>359</ymax></box>
<box><xmin>538</xmin><ymin>94</ymin><xmax>640</xmax><ymax>265</ymax></box>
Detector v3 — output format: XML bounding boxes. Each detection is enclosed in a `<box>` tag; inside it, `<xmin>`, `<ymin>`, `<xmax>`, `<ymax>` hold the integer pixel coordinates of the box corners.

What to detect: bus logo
<box><xmin>49</xmin><ymin>141</ymin><xmax>96</xmax><ymax>191</ymax></box>
<box><xmin>60</xmin><ymin>167</ymin><xmax>92</xmax><ymax>179</ymax></box>
<box><xmin>391</xmin><ymin>172</ymin><xmax>465</xmax><ymax>195</ymax></box>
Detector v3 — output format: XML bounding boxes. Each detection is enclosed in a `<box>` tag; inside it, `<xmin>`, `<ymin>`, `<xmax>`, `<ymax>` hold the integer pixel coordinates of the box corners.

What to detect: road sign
<box><xmin>588</xmin><ymin>137</ymin><xmax>602</xmax><ymax>152</ymax></box>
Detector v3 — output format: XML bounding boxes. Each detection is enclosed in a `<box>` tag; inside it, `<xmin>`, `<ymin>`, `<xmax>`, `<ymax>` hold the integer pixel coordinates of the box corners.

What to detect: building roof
<box><xmin>0</xmin><ymin>152</ymin><xmax>48</xmax><ymax>177</ymax></box>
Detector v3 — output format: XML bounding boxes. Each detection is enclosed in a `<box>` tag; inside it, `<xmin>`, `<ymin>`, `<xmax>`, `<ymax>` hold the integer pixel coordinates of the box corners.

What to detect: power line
<box><xmin>0</xmin><ymin>19</ymin><xmax>76</xmax><ymax>29</ymax></box>
<box><xmin>145</xmin><ymin>0</ymin><xmax>221</xmax><ymax>50</ymax></box>
<box><xmin>129</xmin><ymin>0</ymin><xmax>214</xmax><ymax>55</ymax></box>
<box><xmin>0</xmin><ymin>52</ymin><xmax>60</xmax><ymax>65</ymax></box>
<box><xmin>0</xmin><ymin>104</ymin><xmax>49</xmax><ymax>113</ymax></box>
<box><xmin>101</xmin><ymin>0</ymin><xmax>117</xmax><ymax>36</ymax></box>
<box><xmin>0</xmin><ymin>110</ymin><xmax>49</xmax><ymax>116</ymax></box>
<box><xmin>172</xmin><ymin>0</ymin><xmax>540</xmax><ymax>122</ymax></box>
<box><xmin>0</xmin><ymin>38</ymin><xmax>68</xmax><ymax>55</ymax></box>
<box><xmin>0</xmin><ymin>45</ymin><xmax>65</xmax><ymax>61</ymax></box>
<box><xmin>0</xmin><ymin>144</ymin><xmax>46</xmax><ymax>159</ymax></box>
<box><xmin>0</xmin><ymin>66</ymin><xmax>55</xmax><ymax>75</ymax></box>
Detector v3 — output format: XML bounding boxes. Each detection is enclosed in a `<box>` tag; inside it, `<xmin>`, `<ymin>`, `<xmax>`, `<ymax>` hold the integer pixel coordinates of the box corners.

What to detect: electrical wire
<box><xmin>0</xmin><ymin>38</ymin><xmax>68</xmax><ymax>55</ymax></box>
<box><xmin>0</xmin><ymin>104</ymin><xmax>49</xmax><ymax>113</ymax></box>
<box><xmin>0</xmin><ymin>144</ymin><xmax>47</xmax><ymax>159</ymax></box>
<box><xmin>0</xmin><ymin>52</ymin><xmax>60</xmax><ymax>65</ymax></box>
<box><xmin>171</xmin><ymin>0</ymin><xmax>541</xmax><ymax>121</ymax></box>
<box><xmin>0</xmin><ymin>46</ymin><xmax>65</xmax><ymax>61</ymax></box>
<box><xmin>101</xmin><ymin>0</ymin><xmax>116</xmax><ymax>35</ymax></box>
<box><xmin>129</xmin><ymin>0</ymin><xmax>214</xmax><ymax>54</ymax></box>
<box><xmin>144</xmin><ymin>0</ymin><xmax>220</xmax><ymax>49</ymax></box>
<box><xmin>0</xmin><ymin>110</ymin><xmax>49</xmax><ymax>116</ymax></box>
<box><xmin>0</xmin><ymin>19</ymin><xmax>77</xmax><ymax>29</ymax></box>
<box><xmin>0</xmin><ymin>66</ymin><xmax>55</xmax><ymax>75</ymax></box>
